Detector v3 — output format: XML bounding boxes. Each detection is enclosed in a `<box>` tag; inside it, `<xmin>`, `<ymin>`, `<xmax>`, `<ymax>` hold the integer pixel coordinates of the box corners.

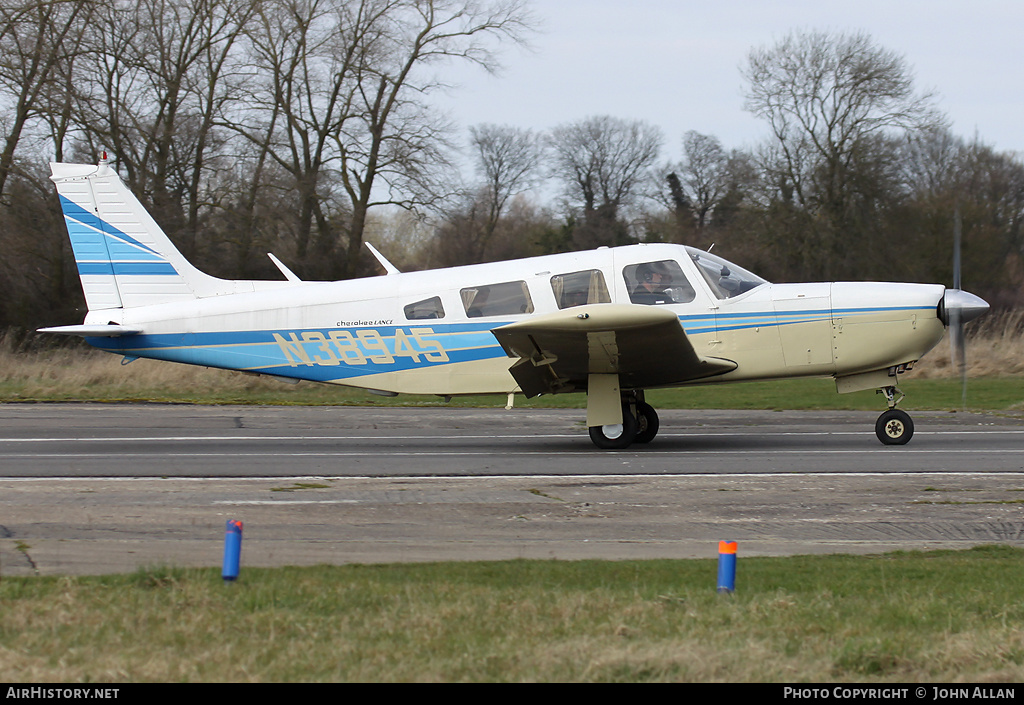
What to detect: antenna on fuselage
<box><xmin>365</xmin><ymin>242</ymin><xmax>401</xmax><ymax>275</ymax></box>
<box><xmin>268</xmin><ymin>252</ymin><xmax>302</xmax><ymax>282</ymax></box>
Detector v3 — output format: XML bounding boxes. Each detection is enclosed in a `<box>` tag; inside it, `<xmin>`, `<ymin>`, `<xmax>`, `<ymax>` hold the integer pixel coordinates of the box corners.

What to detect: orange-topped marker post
<box><xmin>717</xmin><ymin>541</ymin><xmax>737</xmax><ymax>594</ymax></box>
<box><xmin>222</xmin><ymin>520</ymin><xmax>243</xmax><ymax>582</ymax></box>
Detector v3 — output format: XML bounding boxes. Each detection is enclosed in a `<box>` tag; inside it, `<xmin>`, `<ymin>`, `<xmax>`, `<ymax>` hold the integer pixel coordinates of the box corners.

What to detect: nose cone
<box><xmin>942</xmin><ymin>289</ymin><xmax>990</xmax><ymax>325</ymax></box>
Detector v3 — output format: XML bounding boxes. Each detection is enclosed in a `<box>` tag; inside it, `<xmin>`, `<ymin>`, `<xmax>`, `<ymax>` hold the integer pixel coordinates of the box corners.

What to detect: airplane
<box><xmin>39</xmin><ymin>156</ymin><xmax>990</xmax><ymax>450</ymax></box>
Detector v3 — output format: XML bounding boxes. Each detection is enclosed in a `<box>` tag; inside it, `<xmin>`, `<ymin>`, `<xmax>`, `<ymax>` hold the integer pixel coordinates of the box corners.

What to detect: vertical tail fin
<box><xmin>51</xmin><ymin>158</ymin><xmax>232</xmax><ymax>310</ymax></box>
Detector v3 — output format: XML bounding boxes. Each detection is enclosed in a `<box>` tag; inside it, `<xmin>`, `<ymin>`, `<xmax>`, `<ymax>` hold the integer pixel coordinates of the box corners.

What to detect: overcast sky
<box><xmin>433</xmin><ymin>0</ymin><xmax>1024</xmax><ymax>162</ymax></box>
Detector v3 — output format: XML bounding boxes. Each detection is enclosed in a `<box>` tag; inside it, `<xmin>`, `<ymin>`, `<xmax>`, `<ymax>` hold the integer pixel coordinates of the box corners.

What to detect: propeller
<box><xmin>951</xmin><ymin>207</ymin><xmax>964</xmax><ymax>405</ymax></box>
<box><xmin>940</xmin><ymin>205</ymin><xmax>989</xmax><ymax>408</ymax></box>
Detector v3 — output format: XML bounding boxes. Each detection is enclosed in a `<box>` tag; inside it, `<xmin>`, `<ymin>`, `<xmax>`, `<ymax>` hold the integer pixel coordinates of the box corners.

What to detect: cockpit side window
<box><xmin>461</xmin><ymin>281</ymin><xmax>534</xmax><ymax>317</ymax></box>
<box><xmin>623</xmin><ymin>260</ymin><xmax>695</xmax><ymax>305</ymax></box>
<box><xmin>551</xmin><ymin>269</ymin><xmax>611</xmax><ymax>309</ymax></box>
<box><xmin>404</xmin><ymin>296</ymin><xmax>445</xmax><ymax>320</ymax></box>
<box><xmin>685</xmin><ymin>247</ymin><xmax>768</xmax><ymax>299</ymax></box>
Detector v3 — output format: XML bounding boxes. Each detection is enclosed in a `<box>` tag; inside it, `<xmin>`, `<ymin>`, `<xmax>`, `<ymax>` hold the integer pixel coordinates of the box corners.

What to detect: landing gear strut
<box><xmin>875</xmin><ymin>385</ymin><xmax>914</xmax><ymax>445</ymax></box>
<box><xmin>588</xmin><ymin>393</ymin><xmax>660</xmax><ymax>450</ymax></box>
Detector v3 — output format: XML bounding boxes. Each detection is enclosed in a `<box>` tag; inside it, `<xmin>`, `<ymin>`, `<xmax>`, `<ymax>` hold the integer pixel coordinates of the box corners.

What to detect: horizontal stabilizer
<box><xmin>37</xmin><ymin>324</ymin><xmax>141</xmax><ymax>337</ymax></box>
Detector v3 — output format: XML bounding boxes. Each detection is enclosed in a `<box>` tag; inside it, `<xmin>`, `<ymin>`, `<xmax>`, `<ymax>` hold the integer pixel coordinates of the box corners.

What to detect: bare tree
<box><xmin>744</xmin><ymin>30</ymin><xmax>942</xmax><ymax>213</ymax></box>
<box><xmin>894</xmin><ymin>129</ymin><xmax>1024</xmax><ymax>302</ymax></box>
<box><xmin>236</xmin><ymin>0</ymin><xmax>361</xmax><ymax>274</ymax></box>
<box><xmin>73</xmin><ymin>0</ymin><xmax>254</xmax><ymax>257</ymax></box>
<box><xmin>680</xmin><ymin>130</ymin><xmax>727</xmax><ymax>231</ymax></box>
<box><xmin>548</xmin><ymin>115</ymin><xmax>663</xmax><ymax>248</ymax></box>
<box><xmin>431</xmin><ymin>123</ymin><xmax>541</xmax><ymax>265</ymax></box>
<box><xmin>0</xmin><ymin>0</ymin><xmax>96</xmax><ymax>200</ymax></box>
<box><xmin>235</xmin><ymin>0</ymin><xmax>534</xmax><ymax>279</ymax></box>
<box><xmin>657</xmin><ymin>134</ymin><xmax>757</xmax><ymax>250</ymax></box>
<box><xmin>456</xmin><ymin>122</ymin><xmax>542</xmax><ymax>259</ymax></box>
<box><xmin>743</xmin><ymin>30</ymin><xmax>944</xmax><ymax>275</ymax></box>
<box><xmin>334</xmin><ymin>0</ymin><xmax>535</xmax><ymax>279</ymax></box>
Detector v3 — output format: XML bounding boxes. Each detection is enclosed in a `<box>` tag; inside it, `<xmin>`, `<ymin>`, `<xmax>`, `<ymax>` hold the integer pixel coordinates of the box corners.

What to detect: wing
<box><xmin>491</xmin><ymin>304</ymin><xmax>736</xmax><ymax>398</ymax></box>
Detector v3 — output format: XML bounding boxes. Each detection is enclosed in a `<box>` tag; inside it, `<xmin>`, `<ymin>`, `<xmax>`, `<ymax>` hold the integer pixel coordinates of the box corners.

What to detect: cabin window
<box><xmin>461</xmin><ymin>281</ymin><xmax>534</xmax><ymax>317</ymax></box>
<box><xmin>623</xmin><ymin>260</ymin><xmax>695</xmax><ymax>305</ymax></box>
<box><xmin>551</xmin><ymin>269</ymin><xmax>611</xmax><ymax>309</ymax></box>
<box><xmin>404</xmin><ymin>296</ymin><xmax>445</xmax><ymax>320</ymax></box>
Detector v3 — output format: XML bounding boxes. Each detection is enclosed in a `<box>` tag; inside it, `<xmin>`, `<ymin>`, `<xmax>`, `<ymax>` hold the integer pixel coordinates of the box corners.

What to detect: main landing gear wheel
<box><xmin>588</xmin><ymin>402</ymin><xmax>638</xmax><ymax>450</ymax></box>
<box><xmin>875</xmin><ymin>408</ymin><xmax>914</xmax><ymax>445</ymax></box>
<box><xmin>633</xmin><ymin>401</ymin><xmax>660</xmax><ymax>444</ymax></box>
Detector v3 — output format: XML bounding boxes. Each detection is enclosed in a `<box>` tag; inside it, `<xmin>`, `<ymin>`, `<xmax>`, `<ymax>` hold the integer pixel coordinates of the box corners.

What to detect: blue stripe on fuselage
<box><xmin>84</xmin><ymin>304</ymin><xmax>935</xmax><ymax>383</ymax></box>
<box><xmin>87</xmin><ymin>324</ymin><xmax>509</xmax><ymax>382</ymax></box>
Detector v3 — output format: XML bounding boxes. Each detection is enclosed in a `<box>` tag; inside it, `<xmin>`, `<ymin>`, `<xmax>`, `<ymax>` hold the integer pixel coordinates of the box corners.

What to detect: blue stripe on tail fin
<box><xmin>59</xmin><ymin>195</ymin><xmax>180</xmax><ymax>278</ymax></box>
<box><xmin>51</xmin><ymin>160</ymin><xmax>229</xmax><ymax>310</ymax></box>
<box><xmin>51</xmin><ymin>158</ymin><xmax>297</xmax><ymax>312</ymax></box>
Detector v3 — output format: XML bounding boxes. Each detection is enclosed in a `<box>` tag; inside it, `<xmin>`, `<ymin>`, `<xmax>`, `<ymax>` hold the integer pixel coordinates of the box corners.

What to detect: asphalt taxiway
<box><xmin>1</xmin><ymin>403</ymin><xmax>1023</xmax><ymax>575</ymax></box>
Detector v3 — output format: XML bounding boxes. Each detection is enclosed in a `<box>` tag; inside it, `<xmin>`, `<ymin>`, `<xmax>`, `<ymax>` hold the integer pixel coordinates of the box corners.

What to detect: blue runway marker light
<box><xmin>717</xmin><ymin>541</ymin><xmax>737</xmax><ymax>594</ymax></box>
<box><xmin>222</xmin><ymin>519</ymin><xmax>243</xmax><ymax>582</ymax></box>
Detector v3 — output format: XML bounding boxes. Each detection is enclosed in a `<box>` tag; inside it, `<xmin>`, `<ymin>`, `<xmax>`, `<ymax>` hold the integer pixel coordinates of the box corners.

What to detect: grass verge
<box><xmin>1</xmin><ymin>343</ymin><xmax>1023</xmax><ymax>412</ymax></box>
<box><xmin>3</xmin><ymin>316</ymin><xmax>1024</xmax><ymax>411</ymax></box>
<box><xmin>2</xmin><ymin>364</ymin><xmax>1023</xmax><ymax>412</ymax></box>
<box><xmin>2</xmin><ymin>546</ymin><xmax>1024</xmax><ymax>682</ymax></box>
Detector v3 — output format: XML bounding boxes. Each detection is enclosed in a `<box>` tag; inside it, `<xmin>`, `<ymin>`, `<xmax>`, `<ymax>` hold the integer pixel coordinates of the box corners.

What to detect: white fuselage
<box><xmin>81</xmin><ymin>243</ymin><xmax>946</xmax><ymax>397</ymax></box>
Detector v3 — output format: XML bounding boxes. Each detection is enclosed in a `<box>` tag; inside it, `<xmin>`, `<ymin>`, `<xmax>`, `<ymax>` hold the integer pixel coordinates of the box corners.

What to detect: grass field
<box><xmin>2</xmin><ymin>547</ymin><xmax>1024</xmax><ymax>682</ymax></box>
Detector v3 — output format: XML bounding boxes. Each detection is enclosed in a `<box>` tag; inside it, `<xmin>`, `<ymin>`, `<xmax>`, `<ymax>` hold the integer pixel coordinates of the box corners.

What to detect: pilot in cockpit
<box><xmin>630</xmin><ymin>262</ymin><xmax>675</xmax><ymax>305</ymax></box>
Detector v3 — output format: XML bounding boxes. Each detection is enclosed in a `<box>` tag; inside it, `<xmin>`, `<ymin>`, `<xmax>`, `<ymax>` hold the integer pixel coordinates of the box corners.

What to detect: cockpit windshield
<box><xmin>685</xmin><ymin>246</ymin><xmax>768</xmax><ymax>299</ymax></box>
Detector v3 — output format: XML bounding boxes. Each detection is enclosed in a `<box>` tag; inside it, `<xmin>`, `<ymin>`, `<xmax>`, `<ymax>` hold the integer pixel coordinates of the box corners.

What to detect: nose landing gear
<box><xmin>875</xmin><ymin>386</ymin><xmax>914</xmax><ymax>445</ymax></box>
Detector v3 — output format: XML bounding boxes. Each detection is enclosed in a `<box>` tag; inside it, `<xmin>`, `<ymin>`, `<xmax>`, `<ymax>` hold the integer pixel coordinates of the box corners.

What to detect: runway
<box><xmin>2</xmin><ymin>403</ymin><xmax>1023</xmax><ymax>575</ymax></box>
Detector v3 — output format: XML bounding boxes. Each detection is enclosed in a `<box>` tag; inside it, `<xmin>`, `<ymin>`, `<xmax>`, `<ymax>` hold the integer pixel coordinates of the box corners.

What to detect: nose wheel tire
<box><xmin>875</xmin><ymin>408</ymin><xmax>914</xmax><ymax>445</ymax></box>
